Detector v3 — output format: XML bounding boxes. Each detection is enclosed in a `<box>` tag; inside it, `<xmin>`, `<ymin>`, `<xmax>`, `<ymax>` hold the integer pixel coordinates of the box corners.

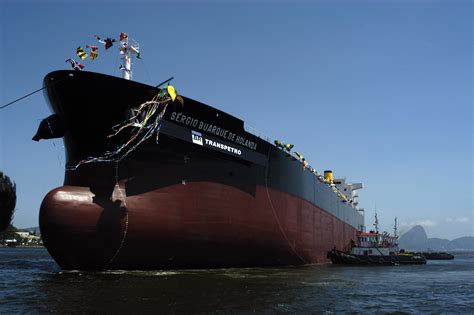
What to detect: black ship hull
<box><xmin>39</xmin><ymin>70</ymin><xmax>364</xmax><ymax>270</ymax></box>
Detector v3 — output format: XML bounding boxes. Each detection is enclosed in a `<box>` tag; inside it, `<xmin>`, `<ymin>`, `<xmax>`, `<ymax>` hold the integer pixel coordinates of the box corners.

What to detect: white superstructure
<box><xmin>333</xmin><ymin>178</ymin><xmax>363</xmax><ymax>206</ymax></box>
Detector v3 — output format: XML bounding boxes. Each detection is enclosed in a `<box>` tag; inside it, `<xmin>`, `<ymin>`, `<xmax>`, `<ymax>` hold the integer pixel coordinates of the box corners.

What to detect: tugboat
<box><xmin>327</xmin><ymin>216</ymin><xmax>426</xmax><ymax>265</ymax></box>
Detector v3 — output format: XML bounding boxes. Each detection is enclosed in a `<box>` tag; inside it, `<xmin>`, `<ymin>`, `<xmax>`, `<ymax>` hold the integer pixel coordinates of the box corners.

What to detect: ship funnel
<box><xmin>324</xmin><ymin>170</ymin><xmax>333</xmax><ymax>184</ymax></box>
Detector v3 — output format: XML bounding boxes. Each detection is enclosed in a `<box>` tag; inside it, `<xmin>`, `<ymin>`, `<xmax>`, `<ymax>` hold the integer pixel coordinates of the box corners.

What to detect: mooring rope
<box><xmin>0</xmin><ymin>75</ymin><xmax>71</xmax><ymax>111</ymax></box>
<box><xmin>264</xmin><ymin>148</ymin><xmax>308</xmax><ymax>264</ymax></box>
<box><xmin>102</xmin><ymin>161</ymin><xmax>129</xmax><ymax>270</ymax></box>
<box><xmin>0</xmin><ymin>87</ymin><xmax>46</xmax><ymax>110</ymax></box>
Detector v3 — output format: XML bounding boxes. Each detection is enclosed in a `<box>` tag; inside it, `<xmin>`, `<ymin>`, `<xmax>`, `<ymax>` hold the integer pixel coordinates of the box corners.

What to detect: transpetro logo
<box><xmin>192</xmin><ymin>130</ymin><xmax>203</xmax><ymax>146</ymax></box>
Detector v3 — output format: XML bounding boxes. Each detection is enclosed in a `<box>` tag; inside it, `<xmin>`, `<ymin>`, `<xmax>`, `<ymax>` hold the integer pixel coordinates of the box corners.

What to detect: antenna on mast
<box><xmin>394</xmin><ymin>217</ymin><xmax>398</xmax><ymax>239</ymax></box>
<box><xmin>373</xmin><ymin>207</ymin><xmax>379</xmax><ymax>234</ymax></box>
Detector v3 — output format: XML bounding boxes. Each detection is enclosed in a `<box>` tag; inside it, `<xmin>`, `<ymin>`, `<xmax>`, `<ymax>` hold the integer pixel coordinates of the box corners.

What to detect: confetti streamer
<box><xmin>68</xmin><ymin>87</ymin><xmax>182</xmax><ymax>170</ymax></box>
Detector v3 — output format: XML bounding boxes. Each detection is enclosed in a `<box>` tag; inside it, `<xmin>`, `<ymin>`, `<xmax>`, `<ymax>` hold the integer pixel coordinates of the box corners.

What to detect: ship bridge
<box><xmin>333</xmin><ymin>178</ymin><xmax>363</xmax><ymax>206</ymax></box>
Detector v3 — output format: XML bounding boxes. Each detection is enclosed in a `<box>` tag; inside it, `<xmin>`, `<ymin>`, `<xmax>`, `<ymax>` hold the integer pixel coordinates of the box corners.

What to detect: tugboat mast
<box><xmin>373</xmin><ymin>209</ymin><xmax>379</xmax><ymax>234</ymax></box>
<box><xmin>394</xmin><ymin>217</ymin><xmax>398</xmax><ymax>239</ymax></box>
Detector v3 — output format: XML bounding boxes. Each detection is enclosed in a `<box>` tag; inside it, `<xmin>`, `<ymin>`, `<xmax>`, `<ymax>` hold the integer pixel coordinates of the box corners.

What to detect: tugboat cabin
<box><xmin>351</xmin><ymin>231</ymin><xmax>399</xmax><ymax>256</ymax></box>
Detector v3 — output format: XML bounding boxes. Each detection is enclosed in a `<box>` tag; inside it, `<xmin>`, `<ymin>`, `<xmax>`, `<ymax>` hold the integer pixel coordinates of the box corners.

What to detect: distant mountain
<box><xmin>399</xmin><ymin>225</ymin><xmax>427</xmax><ymax>249</ymax></box>
<box><xmin>399</xmin><ymin>225</ymin><xmax>474</xmax><ymax>251</ymax></box>
<box><xmin>449</xmin><ymin>237</ymin><xmax>474</xmax><ymax>251</ymax></box>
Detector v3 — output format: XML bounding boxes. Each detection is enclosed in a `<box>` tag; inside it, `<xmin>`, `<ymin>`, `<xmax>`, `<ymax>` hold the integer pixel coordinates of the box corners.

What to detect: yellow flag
<box><xmin>76</xmin><ymin>47</ymin><xmax>88</xmax><ymax>60</ymax></box>
<box><xmin>167</xmin><ymin>85</ymin><xmax>177</xmax><ymax>101</ymax></box>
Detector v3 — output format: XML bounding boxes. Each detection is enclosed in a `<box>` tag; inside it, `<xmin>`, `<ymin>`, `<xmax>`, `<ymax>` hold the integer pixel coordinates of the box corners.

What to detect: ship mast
<box><xmin>373</xmin><ymin>210</ymin><xmax>379</xmax><ymax>234</ymax></box>
<box><xmin>120</xmin><ymin>33</ymin><xmax>140</xmax><ymax>80</ymax></box>
<box><xmin>394</xmin><ymin>217</ymin><xmax>398</xmax><ymax>239</ymax></box>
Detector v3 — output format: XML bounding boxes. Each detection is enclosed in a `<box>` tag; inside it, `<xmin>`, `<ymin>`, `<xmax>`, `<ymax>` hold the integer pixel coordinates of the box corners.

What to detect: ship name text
<box><xmin>170</xmin><ymin>111</ymin><xmax>257</xmax><ymax>150</ymax></box>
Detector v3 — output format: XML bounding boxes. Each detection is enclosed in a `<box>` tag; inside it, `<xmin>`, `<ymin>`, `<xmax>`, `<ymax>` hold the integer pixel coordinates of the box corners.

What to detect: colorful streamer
<box><xmin>167</xmin><ymin>85</ymin><xmax>177</xmax><ymax>102</ymax></box>
<box><xmin>65</xmin><ymin>58</ymin><xmax>84</xmax><ymax>71</ymax></box>
<box><xmin>95</xmin><ymin>35</ymin><xmax>116</xmax><ymax>50</ymax></box>
<box><xmin>68</xmin><ymin>85</ymin><xmax>181</xmax><ymax>170</ymax></box>
<box><xmin>86</xmin><ymin>45</ymin><xmax>99</xmax><ymax>60</ymax></box>
<box><xmin>76</xmin><ymin>47</ymin><xmax>88</xmax><ymax>60</ymax></box>
<box><xmin>294</xmin><ymin>151</ymin><xmax>304</xmax><ymax>161</ymax></box>
<box><xmin>119</xmin><ymin>32</ymin><xmax>128</xmax><ymax>41</ymax></box>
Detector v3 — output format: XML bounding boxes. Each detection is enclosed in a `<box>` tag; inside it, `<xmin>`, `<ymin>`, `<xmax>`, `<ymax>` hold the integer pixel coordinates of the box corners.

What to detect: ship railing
<box><xmin>244</xmin><ymin>124</ymin><xmax>273</xmax><ymax>143</ymax></box>
<box><xmin>245</xmin><ymin>125</ymin><xmax>363</xmax><ymax>211</ymax></box>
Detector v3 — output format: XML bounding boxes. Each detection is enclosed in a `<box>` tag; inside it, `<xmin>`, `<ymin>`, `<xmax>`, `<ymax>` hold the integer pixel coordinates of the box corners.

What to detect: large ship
<box><xmin>36</xmin><ymin>36</ymin><xmax>365</xmax><ymax>270</ymax></box>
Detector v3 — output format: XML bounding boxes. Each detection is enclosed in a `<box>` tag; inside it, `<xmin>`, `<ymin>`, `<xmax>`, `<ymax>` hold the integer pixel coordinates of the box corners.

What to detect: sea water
<box><xmin>0</xmin><ymin>248</ymin><xmax>472</xmax><ymax>313</ymax></box>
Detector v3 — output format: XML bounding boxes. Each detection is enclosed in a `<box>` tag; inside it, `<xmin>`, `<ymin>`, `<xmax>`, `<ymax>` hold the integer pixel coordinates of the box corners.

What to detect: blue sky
<box><xmin>0</xmin><ymin>0</ymin><xmax>472</xmax><ymax>239</ymax></box>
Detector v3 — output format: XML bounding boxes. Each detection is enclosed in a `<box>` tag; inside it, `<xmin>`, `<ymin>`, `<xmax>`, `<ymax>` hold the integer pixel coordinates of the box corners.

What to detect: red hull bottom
<box><xmin>40</xmin><ymin>182</ymin><xmax>357</xmax><ymax>270</ymax></box>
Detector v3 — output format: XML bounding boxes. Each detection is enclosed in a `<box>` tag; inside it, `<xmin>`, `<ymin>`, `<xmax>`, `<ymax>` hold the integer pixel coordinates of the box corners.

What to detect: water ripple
<box><xmin>0</xmin><ymin>248</ymin><xmax>473</xmax><ymax>313</ymax></box>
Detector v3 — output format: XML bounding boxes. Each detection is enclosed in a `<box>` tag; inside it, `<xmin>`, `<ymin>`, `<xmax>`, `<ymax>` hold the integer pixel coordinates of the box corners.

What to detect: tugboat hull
<box><xmin>327</xmin><ymin>249</ymin><xmax>427</xmax><ymax>266</ymax></box>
